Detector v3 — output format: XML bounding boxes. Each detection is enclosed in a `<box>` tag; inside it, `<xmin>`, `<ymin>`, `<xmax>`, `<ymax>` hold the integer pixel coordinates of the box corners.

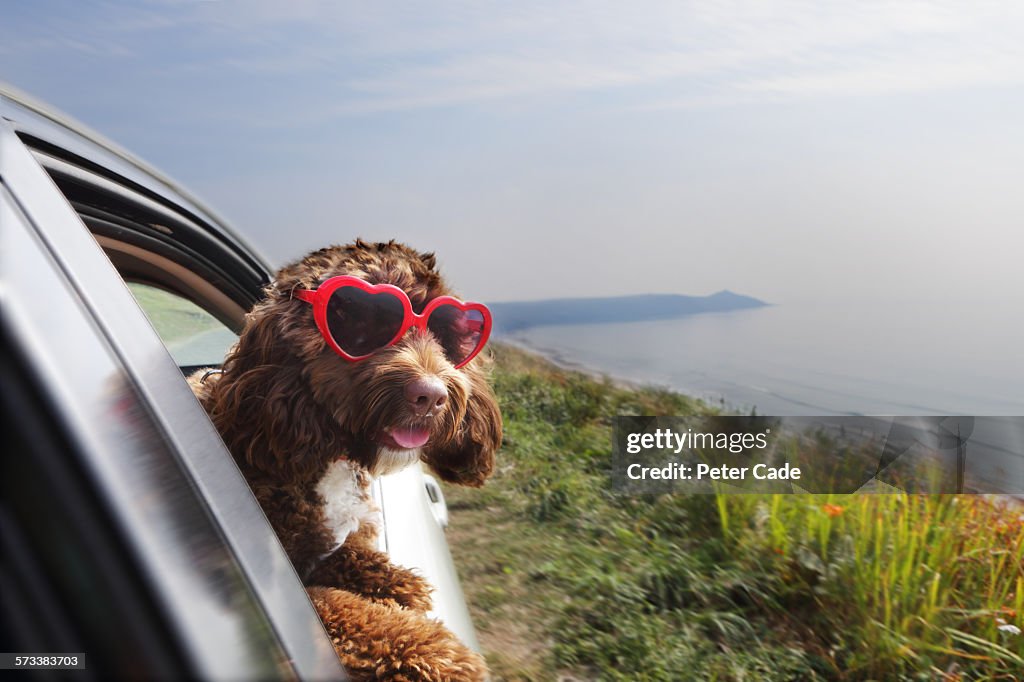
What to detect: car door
<box><xmin>1</xmin><ymin>99</ymin><xmax>344</xmax><ymax>680</ymax></box>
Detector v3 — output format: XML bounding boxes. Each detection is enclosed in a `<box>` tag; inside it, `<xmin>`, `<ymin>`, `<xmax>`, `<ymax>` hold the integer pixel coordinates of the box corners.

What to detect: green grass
<box><xmin>444</xmin><ymin>344</ymin><xmax>1024</xmax><ymax>681</ymax></box>
<box><xmin>716</xmin><ymin>493</ymin><xmax>1024</xmax><ymax>679</ymax></box>
<box><xmin>127</xmin><ymin>282</ymin><xmax>225</xmax><ymax>343</ymax></box>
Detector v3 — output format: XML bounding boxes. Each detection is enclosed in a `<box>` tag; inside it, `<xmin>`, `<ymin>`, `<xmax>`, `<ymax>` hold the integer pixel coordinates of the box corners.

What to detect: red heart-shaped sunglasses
<box><xmin>294</xmin><ymin>276</ymin><xmax>492</xmax><ymax>369</ymax></box>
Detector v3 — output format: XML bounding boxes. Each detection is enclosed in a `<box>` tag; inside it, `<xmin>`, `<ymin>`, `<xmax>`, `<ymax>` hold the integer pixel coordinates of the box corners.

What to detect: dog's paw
<box><xmin>309</xmin><ymin>544</ymin><xmax>435</xmax><ymax>612</ymax></box>
<box><xmin>309</xmin><ymin>586</ymin><xmax>487</xmax><ymax>682</ymax></box>
<box><xmin>349</xmin><ymin>563</ymin><xmax>434</xmax><ymax>612</ymax></box>
<box><xmin>384</xmin><ymin>567</ymin><xmax>434</xmax><ymax>612</ymax></box>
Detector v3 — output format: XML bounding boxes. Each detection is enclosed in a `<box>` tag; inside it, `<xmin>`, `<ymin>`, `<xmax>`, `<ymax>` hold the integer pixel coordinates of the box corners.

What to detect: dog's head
<box><xmin>213</xmin><ymin>240</ymin><xmax>501</xmax><ymax>486</ymax></box>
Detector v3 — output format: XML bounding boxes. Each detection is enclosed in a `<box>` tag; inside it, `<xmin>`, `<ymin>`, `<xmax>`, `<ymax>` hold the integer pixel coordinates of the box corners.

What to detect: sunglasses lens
<box><xmin>326</xmin><ymin>286</ymin><xmax>405</xmax><ymax>356</ymax></box>
<box><xmin>427</xmin><ymin>305</ymin><xmax>487</xmax><ymax>366</ymax></box>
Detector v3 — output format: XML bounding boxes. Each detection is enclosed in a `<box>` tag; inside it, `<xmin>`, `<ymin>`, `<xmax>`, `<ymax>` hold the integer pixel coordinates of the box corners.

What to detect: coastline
<box><xmin>494</xmin><ymin>333</ymin><xmax>718</xmax><ymax>402</ymax></box>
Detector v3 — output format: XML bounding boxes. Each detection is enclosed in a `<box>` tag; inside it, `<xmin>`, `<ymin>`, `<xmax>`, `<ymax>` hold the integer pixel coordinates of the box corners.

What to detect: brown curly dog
<box><xmin>190</xmin><ymin>240</ymin><xmax>501</xmax><ymax>681</ymax></box>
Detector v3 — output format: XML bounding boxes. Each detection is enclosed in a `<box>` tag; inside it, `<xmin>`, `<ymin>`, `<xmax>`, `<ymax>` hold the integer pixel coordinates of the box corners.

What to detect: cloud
<box><xmin>744</xmin><ymin>53</ymin><xmax>1024</xmax><ymax>98</ymax></box>
<box><xmin>7</xmin><ymin>1</ymin><xmax>1022</xmax><ymax>120</ymax></box>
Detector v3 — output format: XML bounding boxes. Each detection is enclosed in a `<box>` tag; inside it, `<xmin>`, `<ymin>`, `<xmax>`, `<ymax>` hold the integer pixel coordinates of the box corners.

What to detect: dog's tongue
<box><xmin>389</xmin><ymin>426</ymin><xmax>430</xmax><ymax>449</ymax></box>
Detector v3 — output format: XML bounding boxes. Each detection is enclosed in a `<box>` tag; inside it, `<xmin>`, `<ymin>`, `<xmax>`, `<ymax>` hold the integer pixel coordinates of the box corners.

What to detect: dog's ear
<box><xmin>422</xmin><ymin>366</ymin><xmax>501</xmax><ymax>487</ymax></box>
<box><xmin>205</xmin><ymin>304</ymin><xmax>340</xmax><ymax>479</ymax></box>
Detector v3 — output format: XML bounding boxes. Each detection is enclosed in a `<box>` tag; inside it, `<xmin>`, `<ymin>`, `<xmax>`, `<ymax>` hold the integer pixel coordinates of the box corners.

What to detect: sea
<box><xmin>501</xmin><ymin>299</ymin><xmax>1024</xmax><ymax>417</ymax></box>
<box><xmin>501</xmin><ymin>299</ymin><xmax>1024</xmax><ymax>494</ymax></box>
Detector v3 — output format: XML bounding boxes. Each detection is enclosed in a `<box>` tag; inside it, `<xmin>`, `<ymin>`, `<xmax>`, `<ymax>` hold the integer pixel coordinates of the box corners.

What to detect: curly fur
<box><xmin>190</xmin><ymin>240</ymin><xmax>501</xmax><ymax>680</ymax></box>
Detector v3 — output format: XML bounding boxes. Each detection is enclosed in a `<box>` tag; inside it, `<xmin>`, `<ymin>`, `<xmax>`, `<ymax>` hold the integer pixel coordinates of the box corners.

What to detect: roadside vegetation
<box><xmin>444</xmin><ymin>344</ymin><xmax>1024</xmax><ymax>681</ymax></box>
<box><xmin>127</xmin><ymin>283</ymin><xmax>224</xmax><ymax>342</ymax></box>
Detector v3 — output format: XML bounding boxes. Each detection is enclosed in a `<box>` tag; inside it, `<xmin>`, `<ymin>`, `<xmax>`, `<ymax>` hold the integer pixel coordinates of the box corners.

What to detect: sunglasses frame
<box><xmin>293</xmin><ymin>275</ymin><xmax>492</xmax><ymax>369</ymax></box>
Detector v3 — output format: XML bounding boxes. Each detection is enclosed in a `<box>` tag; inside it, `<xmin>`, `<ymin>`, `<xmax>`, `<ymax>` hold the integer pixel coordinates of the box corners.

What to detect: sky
<box><xmin>3</xmin><ymin>0</ymin><xmax>1023</xmax><ymax>304</ymax></box>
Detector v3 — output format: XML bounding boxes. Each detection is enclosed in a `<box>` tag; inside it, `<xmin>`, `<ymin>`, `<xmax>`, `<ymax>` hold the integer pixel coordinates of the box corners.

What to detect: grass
<box><xmin>718</xmin><ymin>493</ymin><xmax>1024</xmax><ymax>678</ymax></box>
<box><xmin>444</xmin><ymin>343</ymin><xmax>1024</xmax><ymax>681</ymax></box>
<box><xmin>127</xmin><ymin>282</ymin><xmax>225</xmax><ymax>343</ymax></box>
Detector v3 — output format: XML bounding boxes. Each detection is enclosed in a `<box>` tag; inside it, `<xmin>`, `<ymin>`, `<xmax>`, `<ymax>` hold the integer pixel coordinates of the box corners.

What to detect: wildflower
<box><xmin>997</xmin><ymin>624</ymin><xmax>1021</xmax><ymax>635</ymax></box>
<box><xmin>822</xmin><ymin>504</ymin><xmax>844</xmax><ymax>517</ymax></box>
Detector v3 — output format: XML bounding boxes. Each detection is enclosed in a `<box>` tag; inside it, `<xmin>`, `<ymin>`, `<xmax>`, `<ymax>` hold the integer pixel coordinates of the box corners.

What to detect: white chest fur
<box><xmin>314</xmin><ymin>459</ymin><xmax>382</xmax><ymax>557</ymax></box>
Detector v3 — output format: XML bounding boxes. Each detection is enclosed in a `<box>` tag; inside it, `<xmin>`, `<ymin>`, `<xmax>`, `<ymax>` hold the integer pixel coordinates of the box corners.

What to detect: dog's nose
<box><xmin>405</xmin><ymin>377</ymin><xmax>448</xmax><ymax>417</ymax></box>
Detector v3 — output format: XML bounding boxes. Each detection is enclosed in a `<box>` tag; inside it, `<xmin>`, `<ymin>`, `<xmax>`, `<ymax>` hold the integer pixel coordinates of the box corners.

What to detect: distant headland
<box><xmin>487</xmin><ymin>290</ymin><xmax>769</xmax><ymax>334</ymax></box>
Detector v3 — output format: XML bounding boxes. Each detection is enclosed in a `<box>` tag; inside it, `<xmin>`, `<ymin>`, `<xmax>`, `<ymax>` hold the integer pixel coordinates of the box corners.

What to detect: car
<box><xmin>0</xmin><ymin>84</ymin><xmax>479</xmax><ymax>680</ymax></box>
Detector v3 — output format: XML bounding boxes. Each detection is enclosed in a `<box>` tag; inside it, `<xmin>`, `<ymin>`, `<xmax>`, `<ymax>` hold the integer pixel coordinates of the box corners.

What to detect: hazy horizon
<box><xmin>3</xmin><ymin>1</ymin><xmax>1022</xmax><ymax>308</ymax></box>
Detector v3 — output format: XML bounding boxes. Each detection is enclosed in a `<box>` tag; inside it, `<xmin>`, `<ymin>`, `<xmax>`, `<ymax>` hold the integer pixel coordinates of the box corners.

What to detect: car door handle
<box><xmin>423</xmin><ymin>474</ymin><xmax>449</xmax><ymax>528</ymax></box>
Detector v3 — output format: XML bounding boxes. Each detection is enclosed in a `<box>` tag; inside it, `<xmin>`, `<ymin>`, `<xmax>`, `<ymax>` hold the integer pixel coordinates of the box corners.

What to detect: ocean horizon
<box><xmin>498</xmin><ymin>299</ymin><xmax>1024</xmax><ymax>417</ymax></box>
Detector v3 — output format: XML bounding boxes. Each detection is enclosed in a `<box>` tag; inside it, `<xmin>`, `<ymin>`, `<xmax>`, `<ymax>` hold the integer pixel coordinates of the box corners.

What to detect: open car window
<box><xmin>1</xmin><ymin>94</ymin><xmax>347</xmax><ymax>679</ymax></box>
<box><xmin>127</xmin><ymin>282</ymin><xmax>238</xmax><ymax>369</ymax></box>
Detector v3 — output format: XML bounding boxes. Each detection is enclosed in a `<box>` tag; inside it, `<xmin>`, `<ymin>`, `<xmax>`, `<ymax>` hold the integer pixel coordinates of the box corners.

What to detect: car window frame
<box><xmin>1</xmin><ymin>105</ymin><xmax>345</xmax><ymax>680</ymax></box>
